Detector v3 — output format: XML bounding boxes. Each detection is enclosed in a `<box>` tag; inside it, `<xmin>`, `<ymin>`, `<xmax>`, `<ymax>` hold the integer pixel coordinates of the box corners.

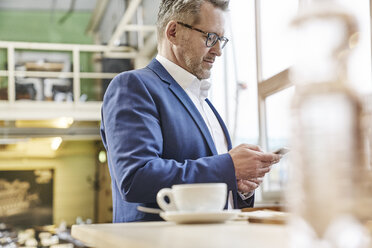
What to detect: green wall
<box><xmin>0</xmin><ymin>10</ymin><xmax>93</xmax><ymax>44</ymax></box>
<box><xmin>0</xmin><ymin>10</ymin><xmax>97</xmax><ymax>99</ymax></box>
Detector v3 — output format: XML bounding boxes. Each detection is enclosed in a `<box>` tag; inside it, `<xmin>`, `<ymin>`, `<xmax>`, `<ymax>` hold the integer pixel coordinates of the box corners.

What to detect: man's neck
<box><xmin>158</xmin><ymin>47</ymin><xmax>177</xmax><ymax>68</ymax></box>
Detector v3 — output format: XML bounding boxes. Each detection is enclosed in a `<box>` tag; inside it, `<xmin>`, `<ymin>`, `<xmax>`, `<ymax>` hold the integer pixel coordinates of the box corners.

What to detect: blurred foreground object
<box><xmin>288</xmin><ymin>1</ymin><xmax>371</xmax><ymax>247</ymax></box>
<box><xmin>358</xmin><ymin>94</ymin><xmax>372</xmax><ymax>222</ymax></box>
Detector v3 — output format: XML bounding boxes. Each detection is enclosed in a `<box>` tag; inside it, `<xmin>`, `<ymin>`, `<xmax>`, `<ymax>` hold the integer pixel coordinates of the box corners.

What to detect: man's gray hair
<box><xmin>157</xmin><ymin>0</ymin><xmax>229</xmax><ymax>41</ymax></box>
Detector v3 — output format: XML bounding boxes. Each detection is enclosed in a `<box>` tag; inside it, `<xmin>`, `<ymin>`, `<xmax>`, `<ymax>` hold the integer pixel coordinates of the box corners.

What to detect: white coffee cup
<box><xmin>156</xmin><ymin>183</ymin><xmax>227</xmax><ymax>212</ymax></box>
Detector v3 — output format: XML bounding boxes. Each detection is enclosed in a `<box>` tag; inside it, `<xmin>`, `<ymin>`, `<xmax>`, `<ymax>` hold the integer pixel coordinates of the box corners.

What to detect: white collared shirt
<box><xmin>156</xmin><ymin>55</ymin><xmax>237</xmax><ymax>208</ymax></box>
<box><xmin>156</xmin><ymin>55</ymin><xmax>228</xmax><ymax>155</ymax></box>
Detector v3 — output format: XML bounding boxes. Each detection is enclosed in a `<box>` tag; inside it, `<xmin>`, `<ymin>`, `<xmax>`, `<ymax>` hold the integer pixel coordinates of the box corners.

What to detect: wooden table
<box><xmin>71</xmin><ymin>221</ymin><xmax>289</xmax><ymax>248</ymax></box>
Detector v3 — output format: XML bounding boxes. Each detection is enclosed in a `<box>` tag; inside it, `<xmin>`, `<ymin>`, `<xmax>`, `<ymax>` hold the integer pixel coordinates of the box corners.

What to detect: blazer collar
<box><xmin>147</xmin><ymin>58</ymin><xmax>174</xmax><ymax>85</ymax></box>
<box><xmin>147</xmin><ymin>58</ymin><xmax>218</xmax><ymax>155</ymax></box>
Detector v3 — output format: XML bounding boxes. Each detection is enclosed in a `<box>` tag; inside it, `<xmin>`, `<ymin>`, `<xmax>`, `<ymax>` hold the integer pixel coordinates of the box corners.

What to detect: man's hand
<box><xmin>228</xmin><ymin>144</ymin><xmax>280</xmax><ymax>180</ymax></box>
<box><xmin>237</xmin><ymin>178</ymin><xmax>263</xmax><ymax>193</ymax></box>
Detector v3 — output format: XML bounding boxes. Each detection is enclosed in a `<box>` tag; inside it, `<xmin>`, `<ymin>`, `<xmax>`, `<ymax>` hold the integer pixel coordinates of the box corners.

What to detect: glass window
<box><xmin>260</xmin><ymin>0</ymin><xmax>299</xmax><ymax>80</ymax></box>
<box><xmin>210</xmin><ymin>0</ymin><xmax>259</xmax><ymax>145</ymax></box>
<box><xmin>266</xmin><ymin>87</ymin><xmax>294</xmax><ymax>151</ymax></box>
<box><xmin>259</xmin><ymin>0</ymin><xmax>372</xmax><ymax>199</ymax></box>
<box><xmin>262</xmin><ymin>86</ymin><xmax>294</xmax><ymax>193</ymax></box>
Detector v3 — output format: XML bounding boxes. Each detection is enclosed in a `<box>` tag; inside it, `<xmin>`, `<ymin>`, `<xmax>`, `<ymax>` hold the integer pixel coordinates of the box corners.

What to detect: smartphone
<box><xmin>272</xmin><ymin>147</ymin><xmax>290</xmax><ymax>155</ymax></box>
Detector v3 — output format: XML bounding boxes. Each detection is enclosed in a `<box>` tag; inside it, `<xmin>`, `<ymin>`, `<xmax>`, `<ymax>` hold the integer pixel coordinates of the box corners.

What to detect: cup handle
<box><xmin>156</xmin><ymin>188</ymin><xmax>177</xmax><ymax>211</ymax></box>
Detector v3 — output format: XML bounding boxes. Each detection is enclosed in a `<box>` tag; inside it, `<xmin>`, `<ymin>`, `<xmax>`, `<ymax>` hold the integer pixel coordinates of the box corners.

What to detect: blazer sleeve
<box><xmin>236</xmin><ymin>194</ymin><xmax>254</xmax><ymax>208</ymax></box>
<box><xmin>101</xmin><ymin>72</ymin><xmax>238</xmax><ymax>204</ymax></box>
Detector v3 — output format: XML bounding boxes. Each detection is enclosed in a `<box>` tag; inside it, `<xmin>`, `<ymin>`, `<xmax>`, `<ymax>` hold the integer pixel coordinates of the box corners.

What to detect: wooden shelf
<box><xmin>25</xmin><ymin>62</ymin><xmax>64</xmax><ymax>72</ymax></box>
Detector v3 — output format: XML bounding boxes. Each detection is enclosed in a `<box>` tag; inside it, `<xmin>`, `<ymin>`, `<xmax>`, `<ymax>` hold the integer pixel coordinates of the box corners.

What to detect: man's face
<box><xmin>176</xmin><ymin>2</ymin><xmax>226</xmax><ymax>80</ymax></box>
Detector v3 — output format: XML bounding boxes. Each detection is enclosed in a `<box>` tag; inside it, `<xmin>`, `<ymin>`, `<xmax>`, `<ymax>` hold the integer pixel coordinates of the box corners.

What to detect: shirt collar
<box><xmin>156</xmin><ymin>54</ymin><xmax>211</xmax><ymax>100</ymax></box>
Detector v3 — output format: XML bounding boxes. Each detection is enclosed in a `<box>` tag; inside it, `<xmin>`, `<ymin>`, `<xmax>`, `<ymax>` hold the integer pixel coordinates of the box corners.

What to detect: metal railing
<box><xmin>0</xmin><ymin>41</ymin><xmax>138</xmax><ymax>120</ymax></box>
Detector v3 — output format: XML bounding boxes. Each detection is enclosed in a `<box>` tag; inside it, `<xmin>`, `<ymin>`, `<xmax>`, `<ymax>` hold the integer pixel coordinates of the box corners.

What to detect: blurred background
<box><xmin>0</xmin><ymin>0</ymin><xmax>371</xmax><ymax>243</ymax></box>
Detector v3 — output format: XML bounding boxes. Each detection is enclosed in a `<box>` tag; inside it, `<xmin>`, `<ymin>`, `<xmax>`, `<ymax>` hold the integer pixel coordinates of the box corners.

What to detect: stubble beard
<box><xmin>184</xmin><ymin>54</ymin><xmax>211</xmax><ymax>80</ymax></box>
<box><xmin>180</xmin><ymin>38</ymin><xmax>211</xmax><ymax>80</ymax></box>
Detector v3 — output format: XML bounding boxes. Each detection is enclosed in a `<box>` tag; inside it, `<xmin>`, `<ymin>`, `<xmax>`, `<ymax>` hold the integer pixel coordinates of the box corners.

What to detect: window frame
<box><xmin>255</xmin><ymin>0</ymin><xmax>372</xmax><ymax>201</ymax></box>
<box><xmin>254</xmin><ymin>0</ymin><xmax>296</xmax><ymax>201</ymax></box>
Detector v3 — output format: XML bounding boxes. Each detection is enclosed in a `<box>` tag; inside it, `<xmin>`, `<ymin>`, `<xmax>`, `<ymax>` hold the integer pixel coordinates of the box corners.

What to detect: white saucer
<box><xmin>160</xmin><ymin>210</ymin><xmax>241</xmax><ymax>224</ymax></box>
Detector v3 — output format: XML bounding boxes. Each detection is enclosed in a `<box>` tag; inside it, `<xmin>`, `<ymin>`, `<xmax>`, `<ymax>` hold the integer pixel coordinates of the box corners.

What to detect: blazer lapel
<box><xmin>204</xmin><ymin>99</ymin><xmax>237</xmax><ymax>207</ymax></box>
<box><xmin>205</xmin><ymin>98</ymin><xmax>232</xmax><ymax>150</ymax></box>
<box><xmin>147</xmin><ymin>59</ymin><xmax>218</xmax><ymax>155</ymax></box>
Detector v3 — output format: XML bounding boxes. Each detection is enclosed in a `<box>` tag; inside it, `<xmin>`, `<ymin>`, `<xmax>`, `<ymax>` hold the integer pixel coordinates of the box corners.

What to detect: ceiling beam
<box><xmin>119</xmin><ymin>24</ymin><xmax>156</xmax><ymax>32</ymax></box>
<box><xmin>108</xmin><ymin>0</ymin><xmax>143</xmax><ymax>47</ymax></box>
<box><xmin>138</xmin><ymin>32</ymin><xmax>157</xmax><ymax>58</ymax></box>
<box><xmin>134</xmin><ymin>32</ymin><xmax>158</xmax><ymax>68</ymax></box>
<box><xmin>86</xmin><ymin>0</ymin><xmax>110</xmax><ymax>35</ymax></box>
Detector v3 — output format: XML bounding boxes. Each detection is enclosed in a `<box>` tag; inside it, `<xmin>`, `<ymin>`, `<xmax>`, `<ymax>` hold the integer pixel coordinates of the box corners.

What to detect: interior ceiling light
<box><xmin>55</xmin><ymin>117</ymin><xmax>74</xmax><ymax>128</ymax></box>
<box><xmin>98</xmin><ymin>150</ymin><xmax>107</xmax><ymax>163</ymax></box>
<box><xmin>51</xmin><ymin>137</ymin><xmax>63</xmax><ymax>151</ymax></box>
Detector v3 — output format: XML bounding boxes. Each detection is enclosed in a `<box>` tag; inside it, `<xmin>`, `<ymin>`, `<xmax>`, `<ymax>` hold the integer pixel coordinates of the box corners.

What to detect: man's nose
<box><xmin>210</xmin><ymin>40</ymin><xmax>222</xmax><ymax>56</ymax></box>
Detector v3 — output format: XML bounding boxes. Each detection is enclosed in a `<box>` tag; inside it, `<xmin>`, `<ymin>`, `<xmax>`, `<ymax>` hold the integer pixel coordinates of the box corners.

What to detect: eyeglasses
<box><xmin>177</xmin><ymin>22</ymin><xmax>229</xmax><ymax>49</ymax></box>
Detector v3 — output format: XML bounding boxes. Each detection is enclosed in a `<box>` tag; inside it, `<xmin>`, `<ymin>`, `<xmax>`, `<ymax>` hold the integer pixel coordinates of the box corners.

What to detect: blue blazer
<box><xmin>100</xmin><ymin>58</ymin><xmax>254</xmax><ymax>222</ymax></box>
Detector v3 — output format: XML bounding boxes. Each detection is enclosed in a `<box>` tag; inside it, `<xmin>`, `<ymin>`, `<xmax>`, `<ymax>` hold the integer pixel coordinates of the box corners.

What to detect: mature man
<box><xmin>100</xmin><ymin>0</ymin><xmax>280</xmax><ymax>222</ymax></box>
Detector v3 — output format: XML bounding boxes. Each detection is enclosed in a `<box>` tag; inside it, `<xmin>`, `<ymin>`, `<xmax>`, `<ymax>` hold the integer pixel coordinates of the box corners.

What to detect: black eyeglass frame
<box><xmin>177</xmin><ymin>21</ymin><xmax>229</xmax><ymax>49</ymax></box>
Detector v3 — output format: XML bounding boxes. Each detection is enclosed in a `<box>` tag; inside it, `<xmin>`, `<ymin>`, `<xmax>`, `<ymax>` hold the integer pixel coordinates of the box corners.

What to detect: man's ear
<box><xmin>165</xmin><ymin>21</ymin><xmax>178</xmax><ymax>45</ymax></box>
